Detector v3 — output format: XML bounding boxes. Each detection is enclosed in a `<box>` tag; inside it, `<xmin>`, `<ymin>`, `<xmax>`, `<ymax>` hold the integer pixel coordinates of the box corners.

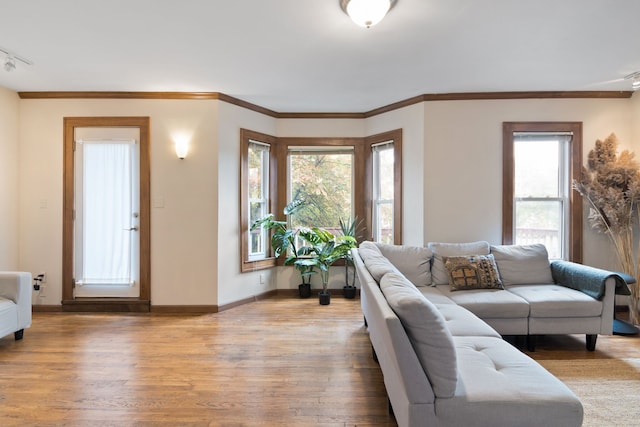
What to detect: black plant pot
<box><xmin>343</xmin><ymin>285</ymin><xmax>357</xmax><ymax>299</ymax></box>
<box><xmin>319</xmin><ymin>291</ymin><xmax>331</xmax><ymax>305</ymax></box>
<box><xmin>298</xmin><ymin>283</ymin><xmax>311</xmax><ymax>299</ymax></box>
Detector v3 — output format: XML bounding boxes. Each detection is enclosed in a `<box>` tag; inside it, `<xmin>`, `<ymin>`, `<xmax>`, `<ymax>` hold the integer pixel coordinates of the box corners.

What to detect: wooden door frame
<box><xmin>62</xmin><ymin>117</ymin><xmax>151</xmax><ymax>312</ymax></box>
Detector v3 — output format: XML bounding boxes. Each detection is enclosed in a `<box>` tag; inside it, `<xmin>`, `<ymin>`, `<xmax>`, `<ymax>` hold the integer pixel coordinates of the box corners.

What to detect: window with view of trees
<box><xmin>248</xmin><ymin>141</ymin><xmax>270</xmax><ymax>260</ymax></box>
<box><xmin>240</xmin><ymin>129</ymin><xmax>402</xmax><ymax>272</ymax></box>
<box><xmin>503</xmin><ymin>122</ymin><xmax>582</xmax><ymax>262</ymax></box>
<box><xmin>372</xmin><ymin>141</ymin><xmax>395</xmax><ymax>244</ymax></box>
<box><xmin>288</xmin><ymin>146</ymin><xmax>354</xmax><ymax>236</ymax></box>
<box><xmin>240</xmin><ymin>129</ymin><xmax>276</xmax><ymax>272</ymax></box>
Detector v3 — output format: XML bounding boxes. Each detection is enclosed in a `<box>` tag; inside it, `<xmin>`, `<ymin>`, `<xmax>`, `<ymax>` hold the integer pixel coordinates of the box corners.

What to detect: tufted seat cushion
<box><xmin>436</xmin><ymin>336</ymin><xmax>583</xmax><ymax>426</ymax></box>
<box><xmin>507</xmin><ymin>284</ymin><xmax>603</xmax><ymax>317</ymax></box>
<box><xmin>435</xmin><ymin>284</ymin><xmax>530</xmax><ymax>318</ymax></box>
<box><xmin>434</xmin><ymin>304</ymin><xmax>501</xmax><ymax>338</ymax></box>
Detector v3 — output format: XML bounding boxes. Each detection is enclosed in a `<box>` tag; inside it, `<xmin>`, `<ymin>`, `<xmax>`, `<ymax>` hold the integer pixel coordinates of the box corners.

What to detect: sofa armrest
<box><xmin>551</xmin><ymin>261</ymin><xmax>621</xmax><ymax>335</ymax></box>
<box><xmin>550</xmin><ymin>261</ymin><xmax>626</xmax><ymax>299</ymax></box>
<box><xmin>0</xmin><ymin>272</ymin><xmax>33</xmax><ymax>330</ymax></box>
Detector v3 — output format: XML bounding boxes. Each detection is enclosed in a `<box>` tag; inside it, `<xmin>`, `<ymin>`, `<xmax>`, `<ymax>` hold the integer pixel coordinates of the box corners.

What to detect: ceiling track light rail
<box><xmin>0</xmin><ymin>46</ymin><xmax>33</xmax><ymax>72</ymax></box>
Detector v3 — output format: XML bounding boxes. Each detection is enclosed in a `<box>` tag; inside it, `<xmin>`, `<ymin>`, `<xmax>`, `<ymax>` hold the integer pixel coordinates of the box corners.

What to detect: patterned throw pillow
<box><xmin>444</xmin><ymin>254</ymin><xmax>503</xmax><ymax>291</ymax></box>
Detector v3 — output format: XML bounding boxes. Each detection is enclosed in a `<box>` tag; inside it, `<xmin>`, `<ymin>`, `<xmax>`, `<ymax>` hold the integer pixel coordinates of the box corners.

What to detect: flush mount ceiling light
<box><xmin>0</xmin><ymin>46</ymin><xmax>32</xmax><ymax>72</ymax></box>
<box><xmin>340</xmin><ymin>0</ymin><xmax>398</xmax><ymax>28</ymax></box>
<box><xmin>625</xmin><ymin>71</ymin><xmax>640</xmax><ymax>91</ymax></box>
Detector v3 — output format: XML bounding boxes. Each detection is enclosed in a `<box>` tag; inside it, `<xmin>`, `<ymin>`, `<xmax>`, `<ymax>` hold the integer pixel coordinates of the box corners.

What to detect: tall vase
<box><xmin>629</xmin><ymin>283</ymin><xmax>640</xmax><ymax>325</ymax></box>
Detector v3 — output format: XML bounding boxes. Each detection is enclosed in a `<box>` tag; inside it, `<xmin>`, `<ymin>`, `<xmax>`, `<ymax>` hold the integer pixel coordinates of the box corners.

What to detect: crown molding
<box><xmin>18</xmin><ymin>90</ymin><xmax>634</xmax><ymax>119</ymax></box>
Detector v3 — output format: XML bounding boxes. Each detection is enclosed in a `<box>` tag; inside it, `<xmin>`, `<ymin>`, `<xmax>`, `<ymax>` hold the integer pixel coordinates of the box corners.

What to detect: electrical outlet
<box><xmin>259</xmin><ymin>274</ymin><xmax>264</xmax><ymax>284</ymax></box>
<box><xmin>38</xmin><ymin>285</ymin><xmax>46</xmax><ymax>298</ymax></box>
<box><xmin>37</xmin><ymin>272</ymin><xmax>46</xmax><ymax>283</ymax></box>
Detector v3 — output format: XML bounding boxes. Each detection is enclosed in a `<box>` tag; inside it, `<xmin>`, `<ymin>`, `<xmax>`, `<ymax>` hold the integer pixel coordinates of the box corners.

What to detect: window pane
<box><xmin>247</xmin><ymin>141</ymin><xmax>269</xmax><ymax>261</ymax></box>
<box><xmin>514</xmin><ymin>140</ymin><xmax>559</xmax><ymax>198</ymax></box>
<box><xmin>289</xmin><ymin>151</ymin><xmax>353</xmax><ymax>234</ymax></box>
<box><xmin>376</xmin><ymin>202</ymin><xmax>394</xmax><ymax>244</ymax></box>
<box><xmin>377</xmin><ymin>147</ymin><xmax>394</xmax><ymax>200</ymax></box>
<box><xmin>515</xmin><ymin>200</ymin><xmax>562</xmax><ymax>259</ymax></box>
<box><xmin>248</xmin><ymin>145</ymin><xmax>264</xmax><ymax>199</ymax></box>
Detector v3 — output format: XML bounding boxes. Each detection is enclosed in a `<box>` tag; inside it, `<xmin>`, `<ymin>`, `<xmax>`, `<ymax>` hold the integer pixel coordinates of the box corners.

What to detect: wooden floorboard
<box><xmin>0</xmin><ymin>296</ymin><xmax>396</xmax><ymax>427</ymax></box>
<box><xmin>1</xmin><ymin>296</ymin><xmax>639</xmax><ymax>426</ymax></box>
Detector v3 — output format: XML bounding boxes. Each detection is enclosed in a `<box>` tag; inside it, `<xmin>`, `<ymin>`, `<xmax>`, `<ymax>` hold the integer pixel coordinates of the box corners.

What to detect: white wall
<box><xmin>10</xmin><ymin>91</ymin><xmax>640</xmax><ymax>306</ymax></box>
<box><xmin>0</xmin><ymin>87</ymin><xmax>19</xmax><ymax>269</ymax></box>
<box><xmin>365</xmin><ymin>102</ymin><xmax>426</xmax><ymax>247</ymax></box>
<box><xmin>18</xmin><ymin>98</ymin><xmax>222</xmax><ymax>306</ymax></box>
<box><xmin>421</xmin><ymin>98</ymin><xmax>632</xmax><ymax>271</ymax></box>
<box><xmin>216</xmin><ymin>102</ymin><xmax>277</xmax><ymax>306</ymax></box>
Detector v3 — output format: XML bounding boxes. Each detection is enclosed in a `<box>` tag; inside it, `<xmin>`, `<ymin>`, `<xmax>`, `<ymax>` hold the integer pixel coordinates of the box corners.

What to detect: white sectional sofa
<box><xmin>353</xmin><ymin>241</ymin><xmax>624</xmax><ymax>427</ymax></box>
<box><xmin>0</xmin><ymin>272</ymin><xmax>32</xmax><ymax>341</ymax></box>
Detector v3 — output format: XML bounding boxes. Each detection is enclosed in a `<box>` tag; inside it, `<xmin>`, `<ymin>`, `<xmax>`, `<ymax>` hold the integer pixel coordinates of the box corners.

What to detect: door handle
<box><xmin>124</xmin><ymin>226</ymin><xmax>139</xmax><ymax>231</ymax></box>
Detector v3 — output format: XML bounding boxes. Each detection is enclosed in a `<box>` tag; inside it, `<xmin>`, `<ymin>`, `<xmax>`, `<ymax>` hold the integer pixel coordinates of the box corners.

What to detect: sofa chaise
<box><xmin>0</xmin><ymin>272</ymin><xmax>32</xmax><ymax>341</ymax></box>
<box><xmin>353</xmin><ymin>241</ymin><xmax>623</xmax><ymax>427</ymax></box>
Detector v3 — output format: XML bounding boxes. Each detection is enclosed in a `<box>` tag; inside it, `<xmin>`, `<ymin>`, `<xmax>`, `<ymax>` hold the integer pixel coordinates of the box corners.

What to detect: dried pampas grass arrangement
<box><xmin>573</xmin><ymin>133</ymin><xmax>640</xmax><ymax>325</ymax></box>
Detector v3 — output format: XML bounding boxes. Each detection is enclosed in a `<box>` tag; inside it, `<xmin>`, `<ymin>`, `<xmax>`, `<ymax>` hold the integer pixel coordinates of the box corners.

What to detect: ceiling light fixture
<box><xmin>4</xmin><ymin>56</ymin><xmax>15</xmax><ymax>72</ymax></box>
<box><xmin>340</xmin><ymin>0</ymin><xmax>397</xmax><ymax>28</ymax></box>
<box><xmin>625</xmin><ymin>71</ymin><xmax>640</xmax><ymax>91</ymax></box>
<box><xmin>0</xmin><ymin>46</ymin><xmax>33</xmax><ymax>72</ymax></box>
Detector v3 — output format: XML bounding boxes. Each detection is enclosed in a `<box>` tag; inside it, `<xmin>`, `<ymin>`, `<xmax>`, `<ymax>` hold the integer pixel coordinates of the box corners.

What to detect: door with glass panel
<box><xmin>73</xmin><ymin>128</ymin><xmax>140</xmax><ymax>298</ymax></box>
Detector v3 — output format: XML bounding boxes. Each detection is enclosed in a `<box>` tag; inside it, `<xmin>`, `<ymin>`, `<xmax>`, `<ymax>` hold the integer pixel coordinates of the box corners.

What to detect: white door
<box><xmin>73</xmin><ymin>128</ymin><xmax>140</xmax><ymax>298</ymax></box>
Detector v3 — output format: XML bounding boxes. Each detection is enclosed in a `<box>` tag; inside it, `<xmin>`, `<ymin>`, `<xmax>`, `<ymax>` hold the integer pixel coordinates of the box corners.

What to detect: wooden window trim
<box><xmin>366</xmin><ymin>129</ymin><xmax>403</xmax><ymax>244</ymax></box>
<box><xmin>240</xmin><ymin>128</ymin><xmax>403</xmax><ymax>272</ymax></box>
<box><xmin>240</xmin><ymin>129</ymin><xmax>278</xmax><ymax>272</ymax></box>
<box><xmin>502</xmin><ymin>122</ymin><xmax>582</xmax><ymax>262</ymax></box>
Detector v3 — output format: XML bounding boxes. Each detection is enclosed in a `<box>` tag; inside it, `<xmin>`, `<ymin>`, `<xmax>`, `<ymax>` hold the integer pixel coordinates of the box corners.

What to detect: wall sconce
<box><xmin>173</xmin><ymin>135</ymin><xmax>190</xmax><ymax>159</ymax></box>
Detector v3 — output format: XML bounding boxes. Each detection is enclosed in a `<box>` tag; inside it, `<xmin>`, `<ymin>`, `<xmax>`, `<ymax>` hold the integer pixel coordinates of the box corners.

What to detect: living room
<box><xmin>1</xmin><ymin>1</ymin><xmax>640</xmax><ymax>425</ymax></box>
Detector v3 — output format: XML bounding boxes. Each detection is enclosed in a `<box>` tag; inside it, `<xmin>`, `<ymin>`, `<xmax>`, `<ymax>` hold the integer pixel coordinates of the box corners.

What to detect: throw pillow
<box><xmin>375</xmin><ymin>242</ymin><xmax>433</xmax><ymax>286</ymax></box>
<box><xmin>490</xmin><ymin>244</ymin><xmax>553</xmax><ymax>286</ymax></box>
<box><xmin>428</xmin><ymin>241</ymin><xmax>490</xmax><ymax>285</ymax></box>
<box><xmin>444</xmin><ymin>254</ymin><xmax>503</xmax><ymax>291</ymax></box>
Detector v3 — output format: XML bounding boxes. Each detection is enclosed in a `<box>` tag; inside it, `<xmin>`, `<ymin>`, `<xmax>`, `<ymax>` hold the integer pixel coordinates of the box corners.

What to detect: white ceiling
<box><xmin>1</xmin><ymin>0</ymin><xmax>639</xmax><ymax>112</ymax></box>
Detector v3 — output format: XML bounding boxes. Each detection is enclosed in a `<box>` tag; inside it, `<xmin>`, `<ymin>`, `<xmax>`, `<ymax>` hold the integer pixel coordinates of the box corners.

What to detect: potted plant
<box><xmin>339</xmin><ymin>217</ymin><xmax>364</xmax><ymax>299</ymax></box>
<box><xmin>296</xmin><ymin>227</ymin><xmax>357</xmax><ymax>305</ymax></box>
<box><xmin>251</xmin><ymin>199</ymin><xmax>316</xmax><ymax>298</ymax></box>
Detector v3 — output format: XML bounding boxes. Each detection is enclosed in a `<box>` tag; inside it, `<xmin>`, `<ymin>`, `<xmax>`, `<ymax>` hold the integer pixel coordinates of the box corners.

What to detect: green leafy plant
<box><xmin>251</xmin><ymin>199</ymin><xmax>316</xmax><ymax>284</ymax></box>
<box><xmin>339</xmin><ymin>216</ymin><xmax>365</xmax><ymax>287</ymax></box>
<box><xmin>295</xmin><ymin>227</ymin><xmax>357</xmax><ymax>294</ymax></box>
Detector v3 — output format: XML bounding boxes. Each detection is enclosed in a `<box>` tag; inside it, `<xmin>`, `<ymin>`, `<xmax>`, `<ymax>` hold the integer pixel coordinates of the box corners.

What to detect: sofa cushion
<box><xmin>429</xmin><ymin>241</ymin><xmax>490</xmax><ymax>285</ymax></box>
<box><xmin>380</xmin><ymin>272</ymin><xmax>457</xmax><ymax>398</ymax></box>
<box><xmin>437</xmin><ymin>336</ymin><xmax>583</xmax><ymax>427</ymax></box>
<box><xmin>490</xmin><ymin>244</ymin><xmax>553</xmax><ymax>286</ymax></box>
<box><xmin>434</xmin><ymin>304</ymin><xmax>502</xmax><ymax>338</ymax></box>
<box><xmin>418</xmin><ymin>285</ymin><xmax>456</xmax><ymax>305</ymax></box>
<box><xmin>435</xmin><ymin>284</ymin><xmax>531</xmax><ymax>318</ymax></box>
<box><xmin>375</xmin><ymin>242</ymin><xmax>432</xmax><ymax>287</ymax></box>
<box><xmin>358</xmin><ymin>241</ymin><xmax>399</xmax><ymax>282</ymax></box>
<box><xmin>507</xmin><ymin>284</ymin><xmax>602</xmax><ymax>317</ymax></box>
<box><xmin>444</xmin><ymin>254</ymin><xmax>503</xmax><ymax>291</ymax></box>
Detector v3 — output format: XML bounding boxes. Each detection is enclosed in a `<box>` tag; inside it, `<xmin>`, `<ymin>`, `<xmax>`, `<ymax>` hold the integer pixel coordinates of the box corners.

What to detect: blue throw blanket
<box><xmin>550</xmin><ymin>260</ymin><xmax>631</xmax><ymax>300</ymax></box>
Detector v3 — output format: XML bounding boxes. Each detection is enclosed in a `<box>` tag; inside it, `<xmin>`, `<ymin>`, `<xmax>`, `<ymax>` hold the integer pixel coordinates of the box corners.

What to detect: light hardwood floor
<box><xmin>1</xmin><ymin>296</ymin><xmax>639</xmax><ymax>426</ymax></box>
